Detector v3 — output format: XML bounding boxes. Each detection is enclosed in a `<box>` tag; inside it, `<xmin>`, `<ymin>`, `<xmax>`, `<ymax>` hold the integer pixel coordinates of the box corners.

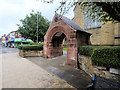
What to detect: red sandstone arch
<box><xmin>43</xmin><ymin>13</ymin><xmax>91</xmax><ymax>67</ymax></box>
<box><xmin>46</xmin><ymin>26</ymin><xmax>68</xmax><ymax>41</ymax></box>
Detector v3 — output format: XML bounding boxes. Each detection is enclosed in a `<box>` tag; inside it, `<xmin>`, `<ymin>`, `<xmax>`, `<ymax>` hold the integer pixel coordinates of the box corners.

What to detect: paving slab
<box><xmin>2</xmin><ymin>52</ymin><xmax>75</xmax><ymax>88</ymax></box>
<box><xmin>26</xmin><ymin>55</ymin><xmax>91</xmax><ymax>89</ymax></box>
<box><xmin>0</xmin><ymin>47</ymin><xmax>2</xmax><ymax>89</ymax></box>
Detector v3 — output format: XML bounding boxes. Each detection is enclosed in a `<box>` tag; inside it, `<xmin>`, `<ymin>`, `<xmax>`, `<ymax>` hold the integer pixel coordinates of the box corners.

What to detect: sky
<box><xmin>0</xmin><ymin>0</ymin><xmax>74</xmax><ymax>37</ymax></box>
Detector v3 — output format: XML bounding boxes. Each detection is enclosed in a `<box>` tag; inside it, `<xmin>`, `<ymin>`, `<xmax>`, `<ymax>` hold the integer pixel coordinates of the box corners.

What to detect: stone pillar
<box><xmin>43</xmin><ymin>42</ymin><xmax>53</xmax><ymax>58</ymax></box>
<box><xmin>66</xmin><ymin>43</ymin><xmax>77</xmax><ymax>67</ymax></box>
<box><xmin>66</xmin><ymin>31</ymin><xmax>78</xmax><ymax>67</ymax></box>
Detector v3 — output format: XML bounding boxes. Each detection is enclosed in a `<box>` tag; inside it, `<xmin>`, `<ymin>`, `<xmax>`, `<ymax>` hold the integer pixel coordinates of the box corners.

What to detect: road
<box><xmin>0</xmin><ymin>46</ymin><xmax>66</xmax><ymax>55</ymax></box>
<box><xmin>0</xmin><ymin>46</ymin><xmax>19</xmax><ymax>54</ymax></box>
<box><xmin>1</xmin><ymin>46</ymin><xmax>91</xmax><ymax>89</ymax></box>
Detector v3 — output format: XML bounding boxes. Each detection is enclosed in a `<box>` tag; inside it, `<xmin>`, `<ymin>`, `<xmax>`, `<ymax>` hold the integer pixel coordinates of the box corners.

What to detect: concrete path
<box><xmin>2</xmin><ymin>52</ymin><xmax>75</xmax><ymax>88</ymax></box>
<box><xmin>0</xmin><ymin>47</ymin><xmax>2</xmax><ymax>89</ymax></box>
<box><xmin>26</xmin><ymin>56</ymin><xmax>91</xmax><ymax>89</ymax></box>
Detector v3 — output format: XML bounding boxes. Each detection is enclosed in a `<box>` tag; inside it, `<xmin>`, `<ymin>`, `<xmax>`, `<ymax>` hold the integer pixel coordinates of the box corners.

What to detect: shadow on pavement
<box><xmin>26</xmin><ymin>55</ymin><xmax>91</xmax><ymax>89</ymax></box>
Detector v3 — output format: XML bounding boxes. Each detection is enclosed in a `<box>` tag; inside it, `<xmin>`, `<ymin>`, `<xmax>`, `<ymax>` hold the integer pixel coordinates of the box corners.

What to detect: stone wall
<box><xmin>86</xmin><ymin>22</ymin><xmax>120</xmax><ymax>46</ymax></box>
<box><xmin>77</xmin><ymin>31</ymin><xmax>91</xmax><ymax>46</ymax></box>
<box><xmin>78</xmin><ymin>54</ymin><xmax>119</xmax><ymax>81</ymax></box>
<box><xmin>73</xmin><ymin>4</ymin><xmax>120</xmax><ymax>46</ymax></box>
<box><xmin>114</xmin><ymin>22</ymin><xmax>120</xmax><ymax>45</ymax></box>
<box><xmin>19</xmin><ymin>50</ymin><xmax>43</xmax><ymax>57</ymax></box>
<box><xmin>86</xmin><ymin>22</ymin><xmax>114</xmax><ymax>45</ymax></box>
<box><xmin>73</xmin><ymin>4</ymin><xmax>85</xmax><ymax>29</ymax></box>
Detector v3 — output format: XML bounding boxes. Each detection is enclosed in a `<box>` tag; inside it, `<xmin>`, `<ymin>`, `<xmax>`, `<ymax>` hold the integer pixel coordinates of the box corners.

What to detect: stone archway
<box><xmin>43</xmin><ymin>13</ymin><xmax>91</xmax><ymax>67</ymax></box>
<box><xmin>51</xmin><ymin>32</ymin><xmax>67</xmax><ymax>57</ymax></box>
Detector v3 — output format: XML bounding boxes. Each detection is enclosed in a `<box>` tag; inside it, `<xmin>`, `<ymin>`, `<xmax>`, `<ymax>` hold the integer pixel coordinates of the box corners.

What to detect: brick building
<box><xmin>73</xmin><ymin>4</ymin><xmax>120</xmax><ymax>46</ymax></box>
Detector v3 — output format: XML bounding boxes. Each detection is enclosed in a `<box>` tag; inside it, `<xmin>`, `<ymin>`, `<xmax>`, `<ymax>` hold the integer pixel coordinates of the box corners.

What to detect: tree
<box><xmin>17</xmin><ymin>10</ymin><xmax>50</xmax><ymax>42</ymax></box>
<box><xmin>56</xmin><ymin>1</ymin><xmax>120</xmax><ymax>23</ymax></box>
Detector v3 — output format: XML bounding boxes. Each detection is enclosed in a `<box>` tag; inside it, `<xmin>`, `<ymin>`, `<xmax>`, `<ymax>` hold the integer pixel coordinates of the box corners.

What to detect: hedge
<box><xmin>18</xmin><ymin>45</ymin><xmax>23</xmax><ymax>50</ymax></box>
<box><xmin>79</xmin><ymin>46</ymin><xmax>120</xmax><ymax>69</ymax></box>
<box><xmin>18</xmin><ymin>44</ymin><xmax>43</xmax><ymax>51</ymax></box>
<box><xmin>30</xmin><ymin>42</ymin><xmax>43</xmax><ymax>46</ymax></box>
<box><xmin>79</xmin><ymin>46</ymin><xmax>102</xmax><ymax>56</ymax></box>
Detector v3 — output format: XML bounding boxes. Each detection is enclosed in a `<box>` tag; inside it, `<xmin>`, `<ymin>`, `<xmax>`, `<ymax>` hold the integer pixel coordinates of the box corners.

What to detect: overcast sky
<box><xmin>0</xmin><ymin>0</ymin><xmax>74</xmax><ymax>37</ymax></box>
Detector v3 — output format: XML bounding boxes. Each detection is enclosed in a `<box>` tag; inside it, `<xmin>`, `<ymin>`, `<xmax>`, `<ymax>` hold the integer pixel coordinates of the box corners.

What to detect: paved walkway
<box><xmin>2</xmin><ymin>52</ymin><xmax>75</xmax><ymax>88</ymax></box>
<box><xmin>26</xmin><ymin>55</ymin><xmax>91</xmax><ymax>89</ymax></box>
<box><xmin>0</xmin><ymin>47</ymin><xmax>2</xmax><ymax>89</ymax></box>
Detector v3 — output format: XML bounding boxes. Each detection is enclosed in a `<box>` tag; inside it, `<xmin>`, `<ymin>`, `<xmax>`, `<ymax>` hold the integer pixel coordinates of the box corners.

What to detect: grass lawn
<box><xmin>63</xmin><ymin>47</ymin><xmax>67</xmax><ymax>51</ymax></box>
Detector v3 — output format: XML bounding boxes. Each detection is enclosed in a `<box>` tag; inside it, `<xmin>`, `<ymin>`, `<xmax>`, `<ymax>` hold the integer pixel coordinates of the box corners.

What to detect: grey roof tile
<box><xmin>57</xmin><ymin>14</ymin><xmax>91</xmax><ymax>35</ymax></box>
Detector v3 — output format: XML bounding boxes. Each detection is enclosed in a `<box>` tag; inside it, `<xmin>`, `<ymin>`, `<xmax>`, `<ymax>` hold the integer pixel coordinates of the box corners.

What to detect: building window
<box><xmin>84</xmin><ymin>11</ymin><xmax>101</xmax><ymax>29</ymax></box>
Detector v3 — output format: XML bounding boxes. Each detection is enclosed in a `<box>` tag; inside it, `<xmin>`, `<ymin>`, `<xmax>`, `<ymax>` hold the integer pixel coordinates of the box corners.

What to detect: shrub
<box><xmin>30</xmin><ymin>42</ymin><xmax>43</xmax><ymax>46</ymax></box>
<box><xmin>79</xmin><ymin>46</ymin><xmax>120</xmax><ymax>69</ymax></box>
<box><xmin>18</xmin><ymin>45</ymin><xmax>23</xmax><ymax>50</ymax></box>
<box><xmin>91</xmin><ymin>47</ymin><xmax>120</xmax><ymax>69</ymax></box>
<box><xmin>63</xmin><ymin>47</ymin><xmax>67</xmax><ymax>51</ymax></box>
<box><xmin>79</xmin><ymin>46</ymin><xmax>102</xmax><ymax>56</ymax></box>
<box><xmin>18</xmin><ymin>44</ymin><xmax>43</xmax><ymax>51</ymax></box>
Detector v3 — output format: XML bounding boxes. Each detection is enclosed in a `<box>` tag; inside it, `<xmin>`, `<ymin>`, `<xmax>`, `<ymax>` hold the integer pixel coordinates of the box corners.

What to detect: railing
<box><xmin>87</xmin><ymin>73</ymin><xmax>120</xmax><ymax>89</ymax></box>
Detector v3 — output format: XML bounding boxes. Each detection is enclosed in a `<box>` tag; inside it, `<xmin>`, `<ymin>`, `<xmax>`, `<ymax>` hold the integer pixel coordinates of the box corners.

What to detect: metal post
<box><xmin>37</xmin><ymin>12</ymin><xmax>38</xmax><ymax>42</ymax></box>
<box><xmin>90</xmin><ymin>73</ymin><xmax>96</xmax><ymax>89</ymax></box>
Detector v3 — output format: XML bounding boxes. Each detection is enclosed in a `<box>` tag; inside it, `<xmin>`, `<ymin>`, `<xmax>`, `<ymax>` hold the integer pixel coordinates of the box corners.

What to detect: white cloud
<box><xmin>0</xmin><ymin>0</ymin><xmax>74</xmax><ymax>37</ymax></box>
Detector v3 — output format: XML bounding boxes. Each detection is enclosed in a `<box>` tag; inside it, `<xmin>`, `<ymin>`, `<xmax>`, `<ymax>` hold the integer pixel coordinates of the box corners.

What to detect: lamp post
<box><xmin>37</xmin><ymin>12</ymin><xmax>38</xmax><ymax>43</ymax></box>
<box><xmin>36</xmin><ymin>0</ymin><xmax>39</xmax><ymax>43</ymax></box>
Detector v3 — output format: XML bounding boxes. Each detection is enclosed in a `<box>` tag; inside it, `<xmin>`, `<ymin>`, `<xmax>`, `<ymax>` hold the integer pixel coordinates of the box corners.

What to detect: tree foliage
<box><xmin>56</xmin><ymin>1</ymin><xmax>120</xmax><ymax>23</ymax></box>
<box><xmin>17</xmin><ymin>10</ymin><xmax>50</xmax><ymax>42</ymax></box>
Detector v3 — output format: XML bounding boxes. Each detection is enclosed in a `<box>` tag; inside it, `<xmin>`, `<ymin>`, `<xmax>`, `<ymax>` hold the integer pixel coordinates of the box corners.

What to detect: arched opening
<box><xmin>43</xmin><ymin>13</ymin><xmax>91</xmax><ymax>67</ymax></box>
<box><xmin>51</xmin><ymin>32</ymin><xmax>67</xmax><ymax>57</ymax></box>
<box><xmin>63</xmin><ymin>37</ymin><xmax>67</xmax><ymax>56</ymax></box>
